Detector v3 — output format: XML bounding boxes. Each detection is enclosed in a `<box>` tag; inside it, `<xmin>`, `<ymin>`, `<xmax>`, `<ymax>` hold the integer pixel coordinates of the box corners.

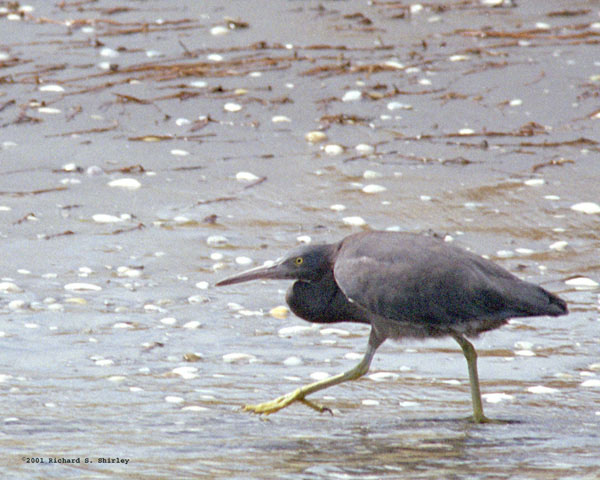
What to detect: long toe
<box><xmin>243</xmin><ymin>391</ymin><xmax>299</xmax><ymax>415</ymax></box>
<box><xmin>300</xmin><ymin>398</ymin><xmax>333</xmax><ymax>415</ymax></box>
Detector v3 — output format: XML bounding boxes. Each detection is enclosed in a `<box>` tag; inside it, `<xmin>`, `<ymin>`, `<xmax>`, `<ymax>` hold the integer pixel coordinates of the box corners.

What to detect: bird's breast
<box><xmin>285</xmin><ymin>275</ymin><xmax>370</xmax><ymax>325</ymax></box>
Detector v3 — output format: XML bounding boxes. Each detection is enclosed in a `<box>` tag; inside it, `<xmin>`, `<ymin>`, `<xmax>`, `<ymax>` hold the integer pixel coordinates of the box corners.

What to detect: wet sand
<box><xmin>1</xmin><ymin>1</ymin><xmax>599</xmax><ymax>478</ymax></box>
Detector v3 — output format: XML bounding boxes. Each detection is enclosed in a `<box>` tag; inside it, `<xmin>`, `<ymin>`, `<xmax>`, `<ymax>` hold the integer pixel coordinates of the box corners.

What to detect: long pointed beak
<box><xmin>215</xmin><ymin>260</ymin><xmax>290</xmax><ymax>286</ymax></box>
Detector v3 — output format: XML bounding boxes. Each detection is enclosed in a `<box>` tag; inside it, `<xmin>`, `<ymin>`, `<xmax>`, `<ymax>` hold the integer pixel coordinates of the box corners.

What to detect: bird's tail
<box><xmin>544</xmin><ymin>289</ymin><xmax>568</xmax><ymax>316</ymax></box>
<box><xmin>523</xmin><ymin>285</ymin><xmax>568</xmax><ymax>317</ymax></box>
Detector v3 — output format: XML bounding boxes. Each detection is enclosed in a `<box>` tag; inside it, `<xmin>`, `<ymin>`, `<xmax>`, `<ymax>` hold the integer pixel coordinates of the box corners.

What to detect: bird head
<box><xmin>215</xmin><ymin>243</ymin><xmax>335</xmax><ymax>286</ymax></box>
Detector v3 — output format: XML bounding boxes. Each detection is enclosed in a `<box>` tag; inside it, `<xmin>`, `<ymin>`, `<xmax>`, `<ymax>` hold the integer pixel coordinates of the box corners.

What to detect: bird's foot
<box><xmin>469</xmin><ymin>414</ymin><xmax>493</xmax><ymax>424</ymax></box>
<box><xmin>467</xmin><ymin>413</ymin><xmax>510</xmax><ymax>425</ymax></box>
<box><xmin>243</xmin><ymin>388</ymin><xmax>332</xmax><ymax>415</ymax></box>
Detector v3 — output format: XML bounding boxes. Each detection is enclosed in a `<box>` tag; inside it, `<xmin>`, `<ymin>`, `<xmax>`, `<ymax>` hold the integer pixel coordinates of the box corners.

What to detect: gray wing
<box><xmin>332</xmin><ymin>232</ymin><xmax>564</xmax><ymax>337</ymax></box>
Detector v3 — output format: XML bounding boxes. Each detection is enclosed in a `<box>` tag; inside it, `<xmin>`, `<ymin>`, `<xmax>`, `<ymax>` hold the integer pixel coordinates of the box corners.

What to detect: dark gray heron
<box><xmin>216</xmin><ymin>231</ymin><xmax>568</xmax><ymax>422</ymax></box>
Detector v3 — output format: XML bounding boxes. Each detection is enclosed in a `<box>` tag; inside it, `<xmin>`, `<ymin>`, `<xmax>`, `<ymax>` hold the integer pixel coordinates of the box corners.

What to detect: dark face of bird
<box><xmin>215</xmin><ymin>244</ymin><xmax>335</xmax><ymax>286</ymax></box>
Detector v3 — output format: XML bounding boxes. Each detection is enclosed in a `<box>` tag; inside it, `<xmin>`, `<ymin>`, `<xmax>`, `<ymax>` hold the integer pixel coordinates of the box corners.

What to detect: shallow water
<box><xmin>1</xmin><ymin>1</ymin><xmax>599</xmax><ymax>478</ymax></box>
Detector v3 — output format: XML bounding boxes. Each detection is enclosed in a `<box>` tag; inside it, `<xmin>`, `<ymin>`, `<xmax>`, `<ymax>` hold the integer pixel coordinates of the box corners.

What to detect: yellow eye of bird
<box><xmin>294</xmin><ymin>257</ymin><xmax>304</xmax><ymax>266</ymax></box>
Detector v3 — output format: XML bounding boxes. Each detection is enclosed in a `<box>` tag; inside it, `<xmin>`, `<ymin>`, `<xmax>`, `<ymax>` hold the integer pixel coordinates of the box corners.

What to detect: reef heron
<box><xmin>216</xmin><ymin>231</ymin><xmax>568</xmax><ymax>422</ymax></box>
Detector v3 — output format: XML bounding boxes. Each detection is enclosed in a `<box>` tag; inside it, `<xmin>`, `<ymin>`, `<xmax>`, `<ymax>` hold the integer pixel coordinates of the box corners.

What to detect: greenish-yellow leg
<box><xmin>452</xmin><ymin>333</ymin><xmax>491</xmax><ymax>424</ymax></box>
<box><xmin>244</xmin><ymin>331</ymin><xmax>382</xmax><ymax>415</ymax></box>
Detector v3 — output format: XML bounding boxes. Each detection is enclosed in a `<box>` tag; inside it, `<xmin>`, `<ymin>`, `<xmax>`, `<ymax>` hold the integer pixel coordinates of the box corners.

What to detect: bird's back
<box><xmin>332</xmin><ymin>231</ymin><xmax>567</xmax><ymax>339</ymax></box>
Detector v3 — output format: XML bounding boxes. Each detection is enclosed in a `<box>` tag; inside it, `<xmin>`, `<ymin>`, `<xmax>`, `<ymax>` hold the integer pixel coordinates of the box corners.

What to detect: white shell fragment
<box><xmin>165</xmin><ymin>396</ymin><xmax>185</xmax><ymax>404</ymax></box>
<box><xmin>0</xmin><ymin>282</ymin><xmax>23</xmax><ymax>293</ymax></box>
<box><xmin>527</xmin><ymin>385</ymin><xmax>559</xmax><ymax>394</ymax></box>
<box><xmin>581</xmin><ymin>379</ymin><xmax>600</xmax><ymax>388</ymax></box>
<box><xmin>387</xmin><ymin>101</ymin><xmax>412</xmax><ymax>111</ymax></box>
<box><xmin>235</xmin><ymin>171</ymin><xmax>260</xmax><ymax>182</ymax></box>
<box><xmin>343</xmin><ymin>216</ymin><xmax>367</xmax><ymax>227</ymax></box>
<box><xmin>310</xmin><ymin>371</ymin><xmax>331</xmax><ymax>381</ymax></box>
<box><xmin>362</xmin><ymin>184</ymin><xmax>387</xmax><ymax>194</ymax></box>
<box><xmin>210</xmin><ymin>25</ymin><xmax>229</xmax><ymax>36</ymax></box>
<box><xmin>363</xmin><ymin>170</ymin><xmax>381</xmax><ymax>179</ymax></box>
<box><xmin>235</xmin><ymin>256</ymin><xmax>253</xmax><ymax>266</ymax></box>
<box><xmin>320</xmin><ymin>328</ymin><xmax>350</xmax><ymax>337</ymax></box>
<box><xmin>86</xmin><ymin>166</ymin><xmax>103</xmax><ymax>176</ymax></box>
<box><xmin>100</xmin><ymin>47</ymin><xmax>119</xmax><ymax>58</ymax></box>
<box><xmin>183</xmin><ymin>320</ymin><xmax>202</xmax><ymax>329</ymax></box>
<box><xmin>39</xmin><ymin>84</ymin><xmax>65</xmax><ymax>93</ymax></box>
<box><xmin>330</xmin><ymin>204</ymin><xmax>346</xmax><ymax>212</ymax></box>
<box><xmin>206</xmin><ymin>235</ymin><xmax>229</xmax><ymax>247</ymax></box>
<box><xmin>384</xmin><ymin>60</ymin><xmax>405</xmax><ymax>70</ymax></box>
<box><xmin>482</xmin><ymin>393</ymin><xmax>514</xmax><ymax>403</ymax></box>
<box><xmin>188</xmin><ymin>295</ymin><xmax>209</xmax><ymax>305</ymax></box>
<box><xmin>549</xmin><ymin>241</ymin><xmax>568</xmax><ymax>251</ymax></box>
<box><xmin>172</xmin><ymin>366</ymin><xmax>198</xmax><ymax>379</ymax></box>
<box><xmin>571</xmin><ymin>202</ymin><xmax>600</xmax><ymax>214</ymax></box>
<box><xmin>9</xmin><ymin>300</ymin><xmax>27</xmax><ymax>310</ymax></box>
<box><xmin>565</xmin><ymin>277</ymin><xmax>599</xmax><ymax>289</ymax></box>
<box><xmin>113</xmin><ymin>322</ymin><xmax>134</xmax><ymax>329</ymax></box>
<box><xmin>38</xmin><ymin>107</ymin><xmax>61</xmax><ymax>114</ymax></box>
<box><xmin>278</xmin><ymin>325</ymin><xmax>318</xmax><ymax>337</ymax></box>
<box><xmin>305</xmin><ymin>131</ymin><xmax>328</xmax><ymax>143</ymax></box>
<box><xmin>368</xmin><ymin>372</ymin><xmax>400</xmax><ymax>382</ymax></box>
<box><xmin>323</xmin><ymin>144</ymin><xmax>344</xmax><ymax>156</ymax></box>
<box><xmin>524</xmin><ymin>178</ymin><xmax>544</xmax><ymax>187</ymax></box>
<box><xmin>269</xmin><ymin>305</ymin><xmax>289</xmax><ymax>319</ymax></box>
<box><xmin>160</xmin><ymin>317</ymin><xmax>177</xmax><ymax>326</ymax></box>
<box><xmin>515</xmin><ymin>349</ymin><xmax>535</xmax><ymax>357</ymax></box>
<box><xmin>283</xmin><ymin>356</ymin><xmax>302</xmax><ymax>366</ymax></box>
<box><xmin>64</xmin><ymin>283</ymin><xmax>102</xmax><ymax>292</ymax></box>
<box><xmin>342</xmin><ymin>90</ymin><xmax>362</xmax><ymax>102</ymax></box>
<box><xmin>181</xmin><ymin>406</ymin><xmax>209</xmax><ymax>412</ymax></box>
<box><xmin>92</xmin><ymin>214</ymin><xmax>123</xmax><ymax>223</ymax></box>
<box><xmin>222</xmin><ymin>353</ymin><xmax>256</xmax><ymax>364</ymax></box>
<box><xmin>117</xmin><ymin>266</ymin><xmax>142</xmax><ymax>278</ymax></box>
<box><xmin>107</xmin><ymin>178</ymin><xmax>141</xmax><ymax>190</ymax></box>
<box><xmin>224</xmin><ymin>102</ymin><xmax>242</xmax><ymax>112</ymax></box>
<box><xmin>171</xmin><ymin>149</ymin><xmax>190</xmax><ymax>156</ymax></box>
<box><xmin>514</xmin><ymin>341</ymin><xmax>533</xmax><ymax>350</ymax></box>
<box><xmin>356</xmin><ymin>144</ymin><xmax>375</xmax><ymax>155</ymax></box>
<box><xmin>95</xmin><ymin>358</ymin><xmax>114</xmax><ymax>366</ymax></box>
<box><xmin>271</xmin><ymin>115</ymin><xmax>291</xmax><ymax>123</ymax></box>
